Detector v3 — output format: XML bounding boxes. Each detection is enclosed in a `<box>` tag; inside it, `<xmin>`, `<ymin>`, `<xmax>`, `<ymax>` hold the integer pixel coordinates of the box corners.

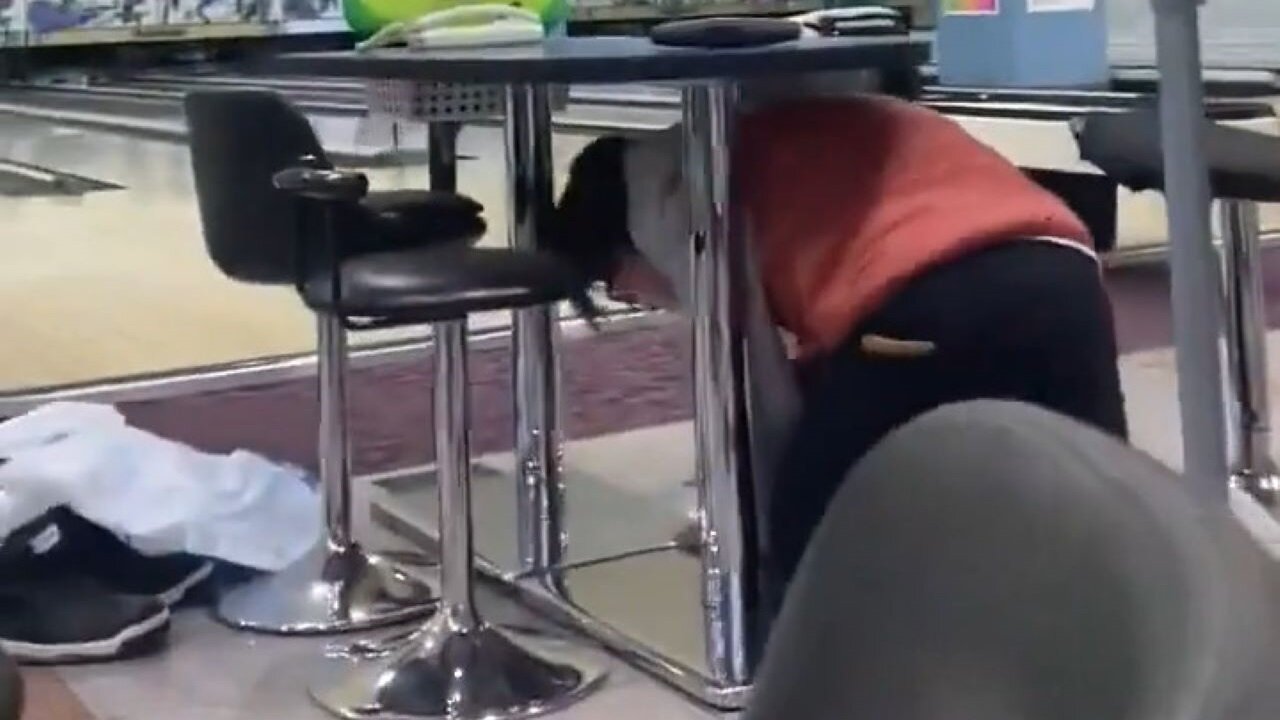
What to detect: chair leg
<box><xmin>214</xmin><ymin>314</ymin><xmax>437</xmax><ymax>634</ymax></box>
<box><xmin>1221</xmin><ymin>199</ymin><xmax>1280</xmax><ymax>508</ymax></box>
<box><xmin>309</xmin><ymin>318</ymin><xmax>607</xmax><ymax>720</ymax></box>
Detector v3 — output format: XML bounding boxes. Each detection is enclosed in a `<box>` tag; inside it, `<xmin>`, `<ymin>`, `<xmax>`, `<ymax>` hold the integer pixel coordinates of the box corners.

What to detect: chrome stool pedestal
<box><xmin>215</xmin><ymin>315</ymin><xmax>438</xmax><ymax>634</ymax></box>
<box><xmin>310</xmin><ymin>320</ymin><xmax>606</xmax><ymax>719</ymax></box>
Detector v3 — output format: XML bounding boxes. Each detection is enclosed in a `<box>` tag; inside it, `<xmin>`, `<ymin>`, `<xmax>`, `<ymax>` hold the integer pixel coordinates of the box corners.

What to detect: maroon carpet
<box><xmin>122</xmin><ymin>322</ymin><xmax>694</xmax><ymax>476</ymax></box>
<box><xmin>118</xmin><ymin>252</ymin><xmax>1280</xmax><ymax>475</ymax></box>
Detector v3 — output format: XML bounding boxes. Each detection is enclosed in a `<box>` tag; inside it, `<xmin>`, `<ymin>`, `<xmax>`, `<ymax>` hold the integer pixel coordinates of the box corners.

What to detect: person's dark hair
<box><xmin>545</xmin><ymin>135</ymin><xmax>636</xmax><ymax>284</ymax></box>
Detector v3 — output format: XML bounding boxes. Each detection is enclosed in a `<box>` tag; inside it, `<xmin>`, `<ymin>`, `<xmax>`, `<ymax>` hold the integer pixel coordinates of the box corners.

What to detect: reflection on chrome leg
<box><xmin>214</xmin><ymin>541</ymin><xmax>437</xmax><ymax>635</ymax></box>
<box><xmin>309</xmin><ymin>617</ymin><xmax>607</xmax><ymax>720</ymax></box>
<box><xmin>311</xmin><ymin>321</ymin><xmax>605</xmax><ymax>718</ymax></box>
<box><xmin>1231</xmin><ymin>470</ymin><xmax>1280</xmax><ymax>510</ymax></box>
<box><xmin>215</xmin><ymin>315</ymin><xmax>437</xmax><ymax>634</ymax></box>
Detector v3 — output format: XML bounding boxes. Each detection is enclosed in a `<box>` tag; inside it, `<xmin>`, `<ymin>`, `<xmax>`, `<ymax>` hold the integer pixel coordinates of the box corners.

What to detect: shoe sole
<box><xmin>159</xmin><ymin>560</ymin><xmax>215</xmax><ymax>606</ymax></box>
<box><xmin>1</xmin><ymin>607</ymin><xmax>171</xmax><ymax>664</ymax></box>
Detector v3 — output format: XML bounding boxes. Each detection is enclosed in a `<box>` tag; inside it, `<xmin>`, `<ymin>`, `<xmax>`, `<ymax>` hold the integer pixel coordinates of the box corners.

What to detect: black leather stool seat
<box><xmin>354</xmin><ymin>190</ymin><xmax>486</xmax><ymax>252</ymax></box>
<box><xmin>1075</xmin><ymin>107</ymin><xmax>1280</xmax><ymax>202</ymax></box>
<box><xmin>304</xmin><ymin>246</ymin><xmax>585</xmax><ymax>323</ymax></box>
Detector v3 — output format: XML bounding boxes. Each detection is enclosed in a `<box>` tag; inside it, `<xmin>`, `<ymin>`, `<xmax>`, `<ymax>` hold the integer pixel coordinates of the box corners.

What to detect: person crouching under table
<box><xmin>545</xmin><ymin>71</ymin><xmax>1128</xmax><ymax>610</ymax></box>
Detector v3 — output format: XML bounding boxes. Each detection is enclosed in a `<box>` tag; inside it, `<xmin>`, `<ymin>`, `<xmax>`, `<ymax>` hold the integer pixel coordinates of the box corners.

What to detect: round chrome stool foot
<box><xmin>309</xmin><ymin>613</ymin><xmax>608</xmax><ymax>719</ymax></box>
<box><xmin>1232</xmin><ymin>469</ymin><xmax>1280</xmax><ymax>511</ymax></box>
<box><xmin>215</xmin><ymin>541</ymin><xmax>437</xmax><ymax>635</ymax></box>
<box><xmin>324</xmin><ymin>627</ymin><xmax>419</xmax><ymax>661</ymax></box>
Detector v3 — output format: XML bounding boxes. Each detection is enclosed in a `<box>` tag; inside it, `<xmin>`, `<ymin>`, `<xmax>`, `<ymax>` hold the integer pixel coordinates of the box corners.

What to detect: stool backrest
<box><xmin>748</xmin><ymin>400</ymin><xmax>1280</xmax><ymax>720</ymax></box>
<box><xmin>184</xmin><ymin>89</ymin><xmax>328</xmax><ymax>284</ymax></box>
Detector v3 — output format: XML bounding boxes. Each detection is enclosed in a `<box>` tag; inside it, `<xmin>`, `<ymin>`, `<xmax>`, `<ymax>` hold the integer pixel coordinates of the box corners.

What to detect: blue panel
<box><xmin>935</xmin><ymin>0</ymin><xmax>1109</xmax><ymax>88</ymax></box>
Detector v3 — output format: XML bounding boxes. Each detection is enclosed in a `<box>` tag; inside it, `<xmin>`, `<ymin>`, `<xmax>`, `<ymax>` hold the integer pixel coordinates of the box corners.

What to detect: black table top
<box><xmin>258</xmin><ymin>34</ymin><xmax>929</xmax><ymax>85</ymax></box>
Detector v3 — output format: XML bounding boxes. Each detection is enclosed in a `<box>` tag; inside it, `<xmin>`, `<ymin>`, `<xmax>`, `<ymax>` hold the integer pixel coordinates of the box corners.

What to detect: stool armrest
<box><xmin>273</xmin><ymin>159</ymin><xmax>368</xmax><ymax>305</ymax></box>
<box><xmin>273</xmin><ymin>166</ymin><xmax>369</xmax><ymax>203</ymax></box>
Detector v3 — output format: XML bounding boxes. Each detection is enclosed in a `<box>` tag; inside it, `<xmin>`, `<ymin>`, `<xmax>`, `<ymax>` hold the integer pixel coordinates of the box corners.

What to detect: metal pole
<box><xmin>504</xmin><ymin>84</ymin><xmax>567</xmax><ymax>575</ymax></box>
<box><xmin>317</xmin><ymin>313</ymin><xmax>352</xmax><ymax>548</ymax></box>
<box><xmin>428</xmin><ymin>122</ymin><xmax>460</xmax><ymax>193</ymax></box>
<box><xmin>434</xmin><ymin>319</ymin><xmax>480</xmax><ymax>630</ymax></box>
<box><xmin>1152</xmin><ymin>0</ymin><xmax>1229</xmax><ymax>503</ymax></box>
<box><xmin>682</xmin><ymin>82</ymin><xmax>754</xmax><ymax>688</ymax></box>
<box><xmin>1219</xmin><ymin>199</ymin><xmax>1280</xmax><ymax>507</ymax></box>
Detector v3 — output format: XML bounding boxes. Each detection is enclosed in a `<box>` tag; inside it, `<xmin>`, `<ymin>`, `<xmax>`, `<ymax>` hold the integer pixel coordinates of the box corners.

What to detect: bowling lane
<box><xmin>0</xmin><ymin>113</ymin><xmax>603</xmax><ymax>395</ymax></box>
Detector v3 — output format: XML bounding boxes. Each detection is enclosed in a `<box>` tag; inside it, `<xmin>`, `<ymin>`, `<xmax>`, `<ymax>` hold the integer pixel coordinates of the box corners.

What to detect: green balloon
<box><xmin>344</xmin><ymin>0</ymin><xmax>569</xmax><ymax>38</ymax></box>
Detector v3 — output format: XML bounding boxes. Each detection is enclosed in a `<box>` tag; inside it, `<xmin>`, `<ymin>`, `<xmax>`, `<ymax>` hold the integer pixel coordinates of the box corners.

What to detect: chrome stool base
<box><xmin>308</xmin><ymin>318</ymin><xmax>607</xmax><ymax>718</ymax></box>
<box><xmin>215</xmin><ymin>541</ymin><xmax>437</xmax><ymax>635</ymax></box>
<box><xmin>309</xmin><ymin>614</ymin><xmax>607</xmax><ymax>720</ymax></box>
<box><xmin>1231</xmin><ymin>468</ymin><xmax>1280</xmax><ymax>510</ymax></box>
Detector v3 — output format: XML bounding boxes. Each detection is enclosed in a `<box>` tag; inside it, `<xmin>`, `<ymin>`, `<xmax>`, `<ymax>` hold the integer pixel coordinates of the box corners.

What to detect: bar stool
<box><xmin>264</xmin><ymin>162</ymin><xmax>607</xmax><ymax>719</ymax></box>
<box><xmin>185</xmin><ymin>89</ymin><xmax>487</xmax><ymax>633</ymax></box>
<box><xmin>1074</xmin><ymin>107</ymin><xmax>1280</xmax><ymax>508</ymax></box>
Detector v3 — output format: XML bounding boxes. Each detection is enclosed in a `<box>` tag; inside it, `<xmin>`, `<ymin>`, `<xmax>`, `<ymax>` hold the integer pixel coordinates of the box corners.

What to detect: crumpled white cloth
<box><xmin>0</xmin><ymin>402</ymin><xmax>320</xmax><ymax>571</ymax></box>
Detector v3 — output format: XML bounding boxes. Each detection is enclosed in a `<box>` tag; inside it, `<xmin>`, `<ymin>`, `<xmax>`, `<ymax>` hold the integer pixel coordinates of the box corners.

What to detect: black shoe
<box><xmin>0</xmin><ymin>575</ymin><xmax>169</xmax><ymax>664</ymax></box>
<box><xmin>0</xmin><ymin>507</ymin><xmax>214</xmax><ymax>606</ymax></box>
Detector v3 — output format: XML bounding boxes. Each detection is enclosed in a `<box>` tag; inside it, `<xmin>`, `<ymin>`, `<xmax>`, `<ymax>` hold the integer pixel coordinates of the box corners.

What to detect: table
<box><xmin>260</xmin><ymin>33</ymin><xmax>929</xmax><ymax>708</ymax></box>
<box><xmin>1152</xmin><ymin>0</ymin><xmax>1231</xmax><ymax>505</ymax></box>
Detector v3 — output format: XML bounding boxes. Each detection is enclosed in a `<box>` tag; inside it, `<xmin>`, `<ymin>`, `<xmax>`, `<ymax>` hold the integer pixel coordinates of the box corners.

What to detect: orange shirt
<box><xmin>733</xmin><ymin>96</ymin><xmax>1094</xmax><ymax>357</ymax></box>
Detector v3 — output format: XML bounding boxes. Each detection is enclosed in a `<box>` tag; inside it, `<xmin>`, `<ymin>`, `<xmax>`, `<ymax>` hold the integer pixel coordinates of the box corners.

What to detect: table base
<box><xmin>368</xmin><ymin>461</ymin><xmax>751</xmax><ymax>710</ymax></box>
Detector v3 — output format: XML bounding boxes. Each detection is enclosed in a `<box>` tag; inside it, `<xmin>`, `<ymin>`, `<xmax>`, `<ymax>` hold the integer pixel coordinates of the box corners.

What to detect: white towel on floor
<box><xmin>0</xmin><ymin>401</ymin><xmax>320</xmax><ymax>570</ymax></box>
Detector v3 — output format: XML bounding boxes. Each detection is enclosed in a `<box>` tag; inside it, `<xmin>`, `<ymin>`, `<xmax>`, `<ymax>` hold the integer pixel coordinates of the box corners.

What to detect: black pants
<box><xmin>768</xmin><ymin>240</ymin><xmax>1128</xmax><ymax>590</ymax></box>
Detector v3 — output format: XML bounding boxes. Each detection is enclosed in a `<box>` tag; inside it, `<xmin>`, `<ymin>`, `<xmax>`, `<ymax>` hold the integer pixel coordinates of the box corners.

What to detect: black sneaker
<box><xmin>0</xmin><ymin>575</ymin><xmax>169</xmax><ymax>664</ymax></box>
<box><xmin>0</xmin><ymin>507</ymin><xmax>213</xmax><ymax>606</ymax></box>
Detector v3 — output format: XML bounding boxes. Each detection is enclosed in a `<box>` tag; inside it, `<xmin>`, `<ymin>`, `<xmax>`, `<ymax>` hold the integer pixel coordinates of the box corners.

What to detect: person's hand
<box><xmin>779</xmin><ymin>329</ymin><xmax>801</xmax><ymax>359</ymax></box>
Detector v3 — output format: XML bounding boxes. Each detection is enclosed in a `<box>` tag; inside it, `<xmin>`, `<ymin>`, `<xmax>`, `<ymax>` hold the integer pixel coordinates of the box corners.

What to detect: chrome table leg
<box><xmin>682</xmin><ymin>81</ymin><xmax>756</xmax><ymax>701</ymax></box>
<box><xmin>504</xmin><ymin>84</ymin><xmax>568</xmax><ymax>577</ymax></box>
